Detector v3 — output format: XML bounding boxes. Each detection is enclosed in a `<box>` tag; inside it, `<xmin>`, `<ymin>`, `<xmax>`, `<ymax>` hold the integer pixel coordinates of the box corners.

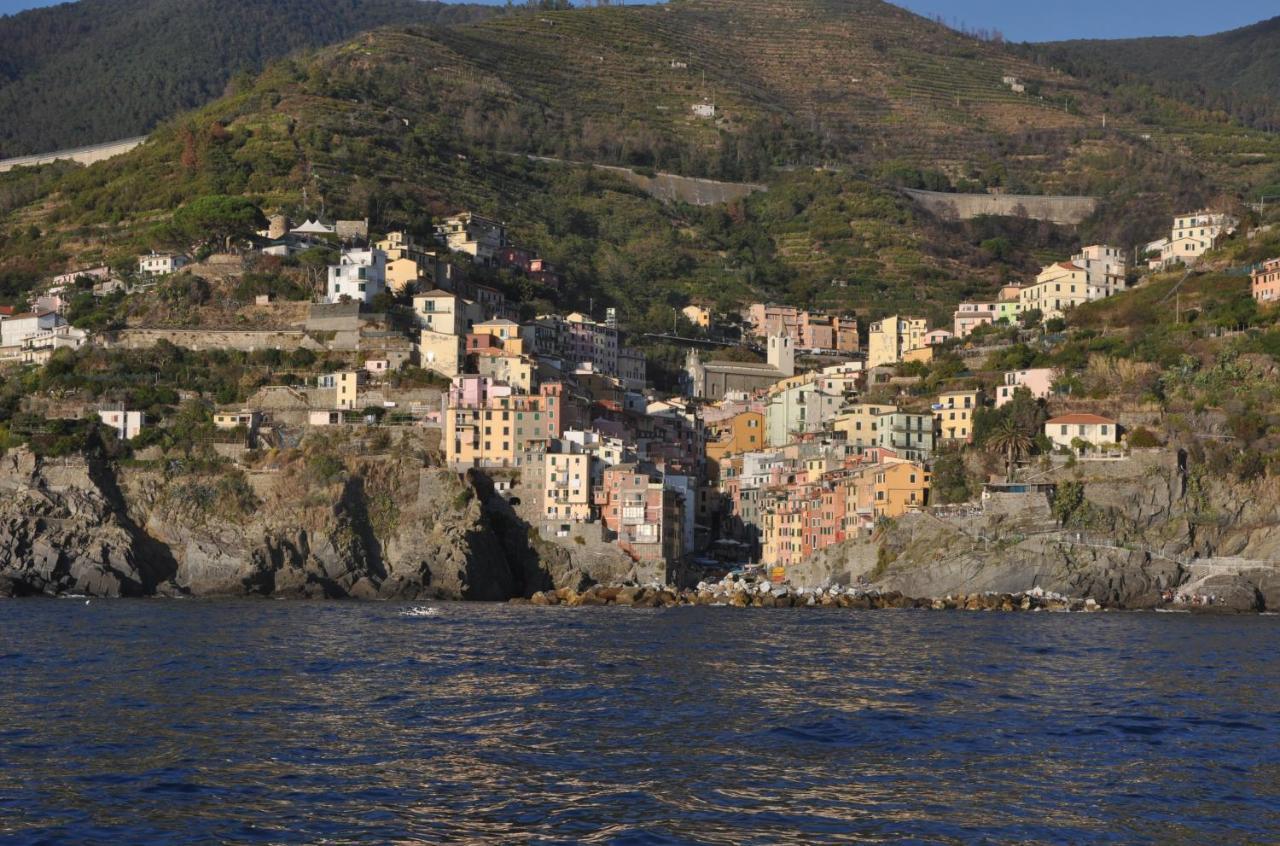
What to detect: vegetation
<box><xmin>1032</xmin><ymin>18</ymin><xmax>1280</xmax><ymax>135</ymax></box>
<box><xmin>0</xmin><ymin>0</ymin><xmax>501</xmax><ymax>156</ymax></box>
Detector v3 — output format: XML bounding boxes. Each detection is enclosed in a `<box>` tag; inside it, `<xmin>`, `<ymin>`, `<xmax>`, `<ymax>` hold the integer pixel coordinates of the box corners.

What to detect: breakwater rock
<box><xmin>517</xmin><ymin>582</ymin><xmax>1109</xmax><ymax>612</ymax></box>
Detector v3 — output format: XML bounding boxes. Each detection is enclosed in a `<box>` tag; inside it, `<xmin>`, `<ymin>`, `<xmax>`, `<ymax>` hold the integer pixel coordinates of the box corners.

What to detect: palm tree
<box><xmin>986</xmin><ymin>418</ymin><xmax>1033</xmax><ymax>480</ymax></box>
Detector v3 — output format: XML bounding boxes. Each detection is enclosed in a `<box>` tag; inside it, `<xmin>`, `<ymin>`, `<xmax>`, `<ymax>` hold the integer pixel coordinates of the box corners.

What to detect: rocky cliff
<box><xmin>795</xmin><ymin>451</ymin><xmax>1280</xmax><ymax>612</ymax></box>
<box><xmin>0</xmin><ymin>440</ymin><xmax>635</xmax><ymax>600</ymax></box>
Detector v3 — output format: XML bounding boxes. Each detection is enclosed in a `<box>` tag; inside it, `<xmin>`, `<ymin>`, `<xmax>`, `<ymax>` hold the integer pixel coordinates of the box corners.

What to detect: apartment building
<box><xmin>866</xmin><ymin>316</ymin><xmax>928</xmax><ymax>368</ymax></box>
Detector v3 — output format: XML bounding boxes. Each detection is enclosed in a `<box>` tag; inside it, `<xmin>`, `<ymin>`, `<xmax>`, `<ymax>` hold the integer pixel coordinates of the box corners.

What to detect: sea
<box><xmin>0</xmin><ymin>601</ymin><xmax>1277</xmax><ymax>845</ymax></box>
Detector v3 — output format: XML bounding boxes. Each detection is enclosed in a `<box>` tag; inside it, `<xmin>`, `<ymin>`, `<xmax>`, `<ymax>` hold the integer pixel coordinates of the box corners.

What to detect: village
<box><xmin>2</xmin><ymin>203</ymin><xmax>1267</xmax><ymax>588</ymax></box>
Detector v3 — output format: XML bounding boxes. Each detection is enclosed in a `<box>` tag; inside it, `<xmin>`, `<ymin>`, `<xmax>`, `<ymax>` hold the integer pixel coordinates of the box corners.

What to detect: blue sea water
<box><xmin>0</xmin><ymin>602</ymin><xmax>1278</xmax><ymax>845</ymax></box>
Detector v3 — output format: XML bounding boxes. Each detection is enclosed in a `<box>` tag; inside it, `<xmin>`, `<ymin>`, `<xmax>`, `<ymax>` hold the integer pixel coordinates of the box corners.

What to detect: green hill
<box><xmin>2</xmin><ymin>0</ymin><xmax>1278</xmax><ymax>328</ymax></box>
<box><xmin>1032</xmin><ymin>16</ymin><xmax>1280</xmax><ymax>137</ymax></box>
<box><xmin>0</xmin><ymin>0</ymin><xmax>500</xmax><ymax>157</ymax></box>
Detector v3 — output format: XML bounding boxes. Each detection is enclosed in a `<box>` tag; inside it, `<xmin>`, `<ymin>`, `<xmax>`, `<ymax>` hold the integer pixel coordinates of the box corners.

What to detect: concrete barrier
<box><xmin>903</xmin><ymin>188</ymin><xmax>1098</xmax><ymax>225</ymax></box>
<box><xmin>0</xmin><ymin>136</ymin><xmax>147</xmax><ymax>174</ymax></box>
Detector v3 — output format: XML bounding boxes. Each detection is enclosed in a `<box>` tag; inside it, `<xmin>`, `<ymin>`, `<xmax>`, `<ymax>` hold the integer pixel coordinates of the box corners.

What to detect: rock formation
<box><xmin>0</xmin><ymin>443</ymin><xmax>635</xmax><ymax>600</ymax></box>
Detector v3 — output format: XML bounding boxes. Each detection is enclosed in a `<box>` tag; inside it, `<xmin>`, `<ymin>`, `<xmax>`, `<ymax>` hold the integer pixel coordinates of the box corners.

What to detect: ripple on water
<box><xmin>0</xmin><ymin>602</ymin><xmax>1277</xmax><ymax>844</ymax></box>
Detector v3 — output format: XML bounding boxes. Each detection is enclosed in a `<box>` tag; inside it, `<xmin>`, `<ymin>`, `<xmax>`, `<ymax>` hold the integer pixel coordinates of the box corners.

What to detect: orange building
<box><xmin>1253</xmin><ymin>258</ymin><xmax>1280</xmax><ymax>306</ymax></box>
<box><xmin>705</xmin><ymin>411</ymin><xmax>765</xmax><ymax>478</ymax></box>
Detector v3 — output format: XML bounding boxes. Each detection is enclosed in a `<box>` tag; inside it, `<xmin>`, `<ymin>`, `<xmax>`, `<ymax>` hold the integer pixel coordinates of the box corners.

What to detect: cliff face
<box><xmin>0</xmin><ymin>445</ymin><xmax>634</xmax><ymax>600</ymax></box>
<box><xmin>796</xmin><ymin>451</ymin><xmax>1280</xmax><ymax>612</ymax></box>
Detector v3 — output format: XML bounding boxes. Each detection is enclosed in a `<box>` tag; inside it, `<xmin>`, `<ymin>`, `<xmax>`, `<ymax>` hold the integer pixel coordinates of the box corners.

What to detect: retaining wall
<box><xmin>903</xmin><ymin>188</ymin><xmax>1099</xmax><ymax>225</ymax></box>
<box><xmin>0</xmin><ymin>136</ymin><xmax>146</xmax><ymax>173</ymax></box>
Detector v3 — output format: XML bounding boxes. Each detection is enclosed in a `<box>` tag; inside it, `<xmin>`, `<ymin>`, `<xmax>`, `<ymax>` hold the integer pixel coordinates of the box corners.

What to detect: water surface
<box><xmin>1</xmin><ymin>602</ymin><xmax>1277</xmax><ymax>844</ymax></box>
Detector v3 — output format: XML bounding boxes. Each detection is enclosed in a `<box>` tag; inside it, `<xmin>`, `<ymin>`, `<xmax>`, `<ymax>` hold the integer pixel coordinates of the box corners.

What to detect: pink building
<box><xmin>1252</xmin><ymin>258</ymin><xmax>1280</xmax><ymax>306</ymax></box>
<box><xmin>447</xmin><ymin>375</ymin><xmax>513</xmax><ymax>409</ymax></box>
<box><xmin>596</xmin><ymin>465</ymin><xmax>684</xmax><ymax>565</ymax></box>
<box><xmin>996</xmin><ymin>368</ymin><xmax>1056</xmax><ymax>407</ymax></box>
<box><xmin>744</xmin><ymin>304</ymin><xmax>858</xmax><ymax>352</ymax></box>
<box><xmin>953</xmin><ymin>302</ymin><xmax>997</xmax><ymax>338</ymax></box>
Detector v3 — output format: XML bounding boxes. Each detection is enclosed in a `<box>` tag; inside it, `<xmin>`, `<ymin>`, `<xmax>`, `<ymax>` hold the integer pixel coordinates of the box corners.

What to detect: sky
<box><xmin>0</xmin><ymin>0</ymin><xmax>1274</xmax><ymax>42</ymax></box>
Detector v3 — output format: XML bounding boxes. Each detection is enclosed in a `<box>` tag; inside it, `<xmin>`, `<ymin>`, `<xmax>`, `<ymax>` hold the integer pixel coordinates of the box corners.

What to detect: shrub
<box><xmin>1127</xmin><ymin>427</ymin><xmax>1162</xmax><ymax>448</ymax></box>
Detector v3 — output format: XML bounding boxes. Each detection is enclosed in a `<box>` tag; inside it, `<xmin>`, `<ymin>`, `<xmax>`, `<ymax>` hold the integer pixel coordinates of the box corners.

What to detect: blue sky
<box><xmin>0</xmin><ymin>0</ymin><xmax>1274</xmax><ymax>42</ymax></box>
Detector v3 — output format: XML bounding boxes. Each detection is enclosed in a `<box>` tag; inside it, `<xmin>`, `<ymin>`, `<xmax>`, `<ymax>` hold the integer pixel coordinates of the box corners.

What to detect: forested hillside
<box><xmin>1033</xmin><ymin>16</ymin><xmax>1280</xmax><ymax>133</ymax></box>
<box><xmin>0</xmin><ymin>0</ymin><xmax>499</xmax><ymax>157</ymax></box>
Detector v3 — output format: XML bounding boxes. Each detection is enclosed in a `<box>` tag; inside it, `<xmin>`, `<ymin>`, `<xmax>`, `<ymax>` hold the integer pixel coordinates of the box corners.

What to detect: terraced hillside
<box><xmin>1</xmin><ymin>0</ymin><xmax>1278</xmax><ymax>327</ymax></box>
<box><xmin>423</xmin><ymin>0</ymin><xmax>1105</xmax><ymax>183</ymax></box>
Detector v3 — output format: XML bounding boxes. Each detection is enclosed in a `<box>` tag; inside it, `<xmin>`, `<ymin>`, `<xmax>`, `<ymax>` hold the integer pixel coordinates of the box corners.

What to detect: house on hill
<box><xmin>138</xmin><ymin>252</ymin><xmax>188</xmax><ymax>276</ymax></box>
<box><xmin>1150</xmin><ymin>211</ymin><xmax>1238</xmax><ymax>270</ymax></box>
<box><xmin>1252</xmin><ymin>257</ymin><xmax>1280</xmax><ymax>305</ymax></box>
<box><xmin>1045</xmin><ymin>413</ymin><xmax>1118</xmax><ymax>453</ymax></box>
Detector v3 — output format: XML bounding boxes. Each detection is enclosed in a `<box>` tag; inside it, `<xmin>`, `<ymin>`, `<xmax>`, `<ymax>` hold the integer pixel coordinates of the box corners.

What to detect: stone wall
<box><xmin>0</xmin><ymin>136</ymin><xmax>146</xmax><ymax>174</ymax></box>
<box><xmin>101</xmin><ymin>328</ymin><xmax>322</xmax><ymax>352</ymax></box>
<box><xmin>903</xmin><ymin>188</ymin><xmax>1099</xmax><ymax>225</ymax></box>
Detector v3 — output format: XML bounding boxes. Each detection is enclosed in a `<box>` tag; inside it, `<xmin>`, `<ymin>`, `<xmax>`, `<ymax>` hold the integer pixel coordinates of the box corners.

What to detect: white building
<box><xmin>326</xmin><ymin>249</ymin><xmax>387</xmax><ymax>305</ymax></box>
<box><xmin>98</xmin><ymin>408</ymin><xmax>145</xmax><ymax>440</ymax></box>
<box><xmin>1153</xmin><ymin>211</ymin><xmax>1238</xmax><ymax>269</ymax></box>
<box><xmin>51</xmin><ymin>266</ymin><xmax>110</xmax><ymax>287</ymax></box>
<box><xmin>0</xmin><ymin>311</ymin><xmax>63</xmax><ymax>348</ymax></box>
<box><xmin>1072</xmin><ymin>245</ymin><xmax>1127</xmax><ymax>298</ymax></box>
<box><xmin>1045</xmin><ymin>414</ymin><xmax>1118</xmax><ymax>453</ymax></box>
<box><xmin>138</xmin><ymin>253</ymin><xmax>188</xmax><ymax>276</ymax></box>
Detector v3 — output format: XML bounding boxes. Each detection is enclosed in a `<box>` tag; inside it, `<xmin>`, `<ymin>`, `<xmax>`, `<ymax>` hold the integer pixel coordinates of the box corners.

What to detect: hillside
<box><xmin>1033</xmin><ymin>16</ymin><xmax>1280</xmax><ymax>138</ymax></box>
<box><xmin>1</xmin><ymin>0</ymin><xmax>1278</xmax><ymax>327</ymax></box>
<box><xmin>0</xmin><ymin>0</ymin><xmax>500</xmax><ymax>157</ymax></box>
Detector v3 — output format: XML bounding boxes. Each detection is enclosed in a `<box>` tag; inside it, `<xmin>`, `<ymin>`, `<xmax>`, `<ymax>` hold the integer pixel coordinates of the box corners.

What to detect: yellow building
<box><xmin>903</xmin><ymin>346</ymin><xmax>935</xmax><ymax>365</ymax></box>
<box><xmin>832</xmin><ymin>403</ymin><xmax>896</xmax><ymax>450</ymax></box>
<box><xmin>934</xmin><ymin>389</ymin><xmax>982</xmax><ymax>443</ymax></box>
<box><xmin>476</xmin><ymin>353</ymin><xmax>535</xmax><ymax>393</ymax></box>
<box><xmin>443</xmin><ymin>395</ymin><xmax>553</xmax><ymax>469</ymax></box>
<box><xmin>419</xmin><ymin>330</ymin><xmax>464</xmax><ymax>378</ymax></box>
<box><xmin>413</xmin><ymin>290</ymin><xmax>483</xmax><ymax>336</ymax></box>
<box><xmin>871</xmin><ymin>462</ymin><xmax>931</xmax><ymax>520</ymax></box>
<box><xmin>377</xmin><ymin>232</ymin><xmax>440</xmax><ymax>295</ymax></box>
<box><xmin>544</xmin><ymin>452</ymin><xmax>592</xmax><ymax>522</ymax></box>
<box><xmin>867</xmin><ymin>316</ymin><xmax>928</xmax><ymax>368</ymax></box>
<box><xmin>682</xmin><ymin>305</ymin><xmax>712</xmax><ymax>328</ymax></box>
<box><xmin>1021</xmin><ymin>262</ymin><xmax>1089</xmax><ymax>320</ymax></box>
<box><xmin>336</xmin><ymin>371</ymin><xmax>362</xmax><ymax>410</ymax></box>
<box><xmin>386</xmin><ymin>257</ymin><xmax>423</xmax><ymax>295</ymax></box>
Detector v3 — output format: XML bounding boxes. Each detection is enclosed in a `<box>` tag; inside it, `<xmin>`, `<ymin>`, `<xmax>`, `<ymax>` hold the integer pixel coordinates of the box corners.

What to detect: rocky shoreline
<box><xmin>514</xmin><ymin>581</ymin><xmax>1247</xmax><ymax>613</ymax></box>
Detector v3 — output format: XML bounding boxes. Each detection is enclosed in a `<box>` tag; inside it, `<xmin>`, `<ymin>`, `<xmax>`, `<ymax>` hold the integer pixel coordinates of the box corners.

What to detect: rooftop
<box><xmin>1047</xmin><ymin>413</ymin><xmax>1116</xmax><ymax>425</ymax></box>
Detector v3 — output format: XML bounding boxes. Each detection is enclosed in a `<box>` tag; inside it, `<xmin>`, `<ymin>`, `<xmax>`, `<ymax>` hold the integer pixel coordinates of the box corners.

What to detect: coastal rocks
<box><xmin>1180</xmin><ymin>575</ymin><xmax>1264</xmax><ymax>613</ymax></box>
<box><xmin>516</xmin><ymin>580</ymin><xmax>1110</xmax><ymax>613</ymax></box>
<box><xmin>0</xmin><ymin>451</ymin><xmax>170</xmax><ymax>597</ymax></box>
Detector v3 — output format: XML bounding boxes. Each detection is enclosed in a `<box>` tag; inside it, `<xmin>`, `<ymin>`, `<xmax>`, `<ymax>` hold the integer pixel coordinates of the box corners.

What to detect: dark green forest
<box><xmin>1030</xmin><ymin>16</ymin><xmax>1280</xmax><ymax>132</ymax></box>
<box><xmin>0</xmin><ymin>0</ymin><xmax>500</xmax><ymax>157</ymax></box>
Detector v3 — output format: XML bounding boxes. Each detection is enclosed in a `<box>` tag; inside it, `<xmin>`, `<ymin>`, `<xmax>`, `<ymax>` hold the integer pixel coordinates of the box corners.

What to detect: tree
<box><xmin>171</xmin><ymin>195</ymin><xmax>267</xmax><ymax>250</ymax></box>
<box><xmin>931</xmin><ymin>449</ymin><xmax>976</xmax><ymax>504</ymax></box>
<box><xmin>986</xmin><ymin>417</ymin><xmax>1033</xmax><ymax>479</ymax></box>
